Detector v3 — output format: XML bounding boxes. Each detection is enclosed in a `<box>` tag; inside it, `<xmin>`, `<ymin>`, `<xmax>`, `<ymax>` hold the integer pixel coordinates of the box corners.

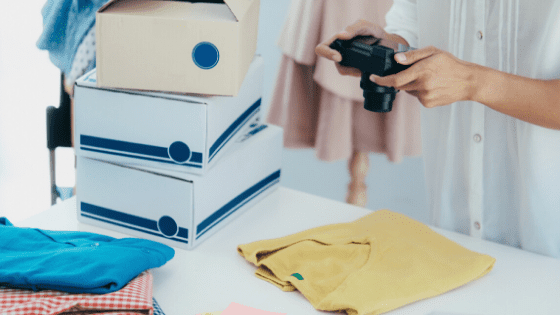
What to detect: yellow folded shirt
<box><xmin>237</xmin><ymin>210</ymin><xmax>496</xmax><ymax>315</ymax></box>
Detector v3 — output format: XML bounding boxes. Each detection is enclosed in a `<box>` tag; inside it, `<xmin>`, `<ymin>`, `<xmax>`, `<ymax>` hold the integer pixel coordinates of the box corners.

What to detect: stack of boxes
<box><xmin>73</xmin><ymin>0</ymin><xmax>282</xmax><ymax>250</ymax></box>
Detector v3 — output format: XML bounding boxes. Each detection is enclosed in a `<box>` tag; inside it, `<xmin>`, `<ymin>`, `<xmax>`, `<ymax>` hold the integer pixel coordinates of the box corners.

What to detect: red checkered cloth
<box><xmin>0</xmin><ymin>271</ymin><xmax>154</xmax><ymax>315</ymax></box>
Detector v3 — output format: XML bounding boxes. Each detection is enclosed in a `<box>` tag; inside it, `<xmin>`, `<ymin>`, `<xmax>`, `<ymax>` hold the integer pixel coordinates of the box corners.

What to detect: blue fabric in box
<box><xmin>36</xmin><ymin>0</ymin><xmax>109</xmax><ymax>74</ymax></box>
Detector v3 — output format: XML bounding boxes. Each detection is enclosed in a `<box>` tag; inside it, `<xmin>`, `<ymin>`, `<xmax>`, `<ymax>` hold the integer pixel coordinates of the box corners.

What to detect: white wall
<box><xmin>0</xmin><ymin>0</ymin><xmax>60</xmax><ymax>223</ymax></box>
<box><xmin>0</xmin><ymin>0</ymin><xmax>429</xmax><ymax>224</ymax></box>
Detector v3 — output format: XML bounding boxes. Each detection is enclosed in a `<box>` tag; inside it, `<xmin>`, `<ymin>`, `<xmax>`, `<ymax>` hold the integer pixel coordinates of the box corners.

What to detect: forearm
<box><xmin>470</xmin><ymin>65</ymin><xmax>560</xmax><ymax>130</ymax></box>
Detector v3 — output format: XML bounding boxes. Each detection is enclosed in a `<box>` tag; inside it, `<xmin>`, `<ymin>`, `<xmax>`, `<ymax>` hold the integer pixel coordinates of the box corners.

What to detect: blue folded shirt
<box><xmin>0</xmin><ymin>217</ymin><xmax>174</xmax><ymax>294</ymax></box>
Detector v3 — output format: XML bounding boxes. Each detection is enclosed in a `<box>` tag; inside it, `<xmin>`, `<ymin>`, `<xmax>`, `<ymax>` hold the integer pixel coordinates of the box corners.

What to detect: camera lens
<box><xmin>360</xmin><ymin>73</ymin><xmax>397</xmax><ymax>112</ymax></box>
<box><xmin>363</xmin><ymin>88</ymin><xmax>396</xmax><ymax>112</ymax></box>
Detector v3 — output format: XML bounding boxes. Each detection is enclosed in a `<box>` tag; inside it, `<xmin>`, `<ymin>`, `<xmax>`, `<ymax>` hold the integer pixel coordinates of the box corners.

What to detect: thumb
<box><xmin>394</xmin><ymin>46</ymin><xmax>439</xmax><ymax>65</ymax></box>
<box><xmin>336</xmin><ymin>30</ymin><xmax>357</xmax><ymax>40</ymax></box>
<box><xmin>316</xmin><ymin>31</ymin><xmax>357</xmax><ymax>62</ymax></box>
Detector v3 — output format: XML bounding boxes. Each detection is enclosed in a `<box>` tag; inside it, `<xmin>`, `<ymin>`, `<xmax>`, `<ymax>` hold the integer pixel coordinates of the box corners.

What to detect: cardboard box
<box><xmin>76</xmin><ymin>124</ymin><xmax>282</xmax><ymax>250</ymax></box>
<box><xmin>96</xmin><ymin>0</ymin><xmax>260</xmax><ymax>96</ymax></box>
<box><xmin>74</xmin><ymin>56</ymin><xmax>263</xmax><ymax>175</ymax></box>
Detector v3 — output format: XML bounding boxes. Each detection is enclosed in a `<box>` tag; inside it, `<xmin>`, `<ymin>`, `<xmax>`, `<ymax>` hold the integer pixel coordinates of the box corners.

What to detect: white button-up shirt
<box><xmin>385</xmin><ymin>0</ymin><xmax>560</xmax><ymax>258</ymax></box>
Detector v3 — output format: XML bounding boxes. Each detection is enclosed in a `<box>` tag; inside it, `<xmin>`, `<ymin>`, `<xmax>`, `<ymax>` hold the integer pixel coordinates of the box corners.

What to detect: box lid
<box><xmin>98</xmin><ymin>0</ymin><xmax>251</xmax><ymax>22</ymax></box>
<box><xmin>75</xmin><ymin>69</ymin><xmax>212</xmax><ymax>104</ymax></box>
<box><xmin>97</xmin><ymin>0</ymin><xmax>116</xmax><ymax>13</ymax></box>
<box><xmin>223</xmin><ymin>0</ymin><xmax>254</xmax><ymax>21</ymax></box>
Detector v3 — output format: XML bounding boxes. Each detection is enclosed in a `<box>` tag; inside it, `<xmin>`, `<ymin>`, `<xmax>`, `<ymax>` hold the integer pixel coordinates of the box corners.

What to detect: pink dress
<box><xmin>267</xmin><ymin>0</ymin><xmax>422</xmax><ymax>163</ymax></box>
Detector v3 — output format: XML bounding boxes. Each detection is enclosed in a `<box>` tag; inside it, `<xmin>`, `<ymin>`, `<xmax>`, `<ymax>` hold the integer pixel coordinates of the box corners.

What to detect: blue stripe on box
<box><xmin>81</xmin><ymin>202</ymin><xmax>159</xmax><ymax>231</ymax></box>
<box><xmin>81</xmin><ymin>135</ymin><xmax>169</xmax><ymax>159</ymax></box>
<box><xmin>190</xmin><ymin>152</ymin><xmax>203</xmax><ymax>163</ymax></box>
<box><xmin>196</xmin><ymin>170</ymin><xmax>281</xmax><ymax>239</ymax></box>
<box><xmin>208</xmin><ymin>99</ymin><xmax>261</xmax><ymax>162</ymax></box>
<box><xmin>177</xmin><ymin>227</ymin><xmax>189</xmax><ymax>239</ymax></box>
<box><xmin>80</xmin><ymin>213</ymin><xmax>171</xmax><ymax>240</ymax></box>
<box><xmin>80</xmin><ymin>203</ymin><xmax>189</xmax><ymax>244</ymax></box>
<box><xmin>196</xmin><ymin>179</ymin><xmax>280</xmax><ymax>240</ymax></box>
<box><xmin>80</xmin><ymin>147</ymin><xmax>203</xmax><ymax>169</ymax></box>
<box><xmin>80</xmin><ymin>135</ymin><xmax>203</xmax><ymax>166</ymax></box>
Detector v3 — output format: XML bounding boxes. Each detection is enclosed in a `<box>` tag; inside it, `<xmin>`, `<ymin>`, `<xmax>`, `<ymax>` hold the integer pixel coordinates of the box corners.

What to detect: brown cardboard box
<box><xmin>96</xmin><ymin>0</ymin><xmax>260</xmax><ymax>96</ymax></box>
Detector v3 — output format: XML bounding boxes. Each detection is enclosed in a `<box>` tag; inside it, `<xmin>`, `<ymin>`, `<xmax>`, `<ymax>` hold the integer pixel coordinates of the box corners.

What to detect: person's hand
<box><xmin>370</xmin><ymin>46</ymin><xmax>476</xmax><ymax>108</ymax></box>
<box><xmin>315</xmin><ymin>19</ymin><xmax>389</xmax><ymax>77</ymax></box>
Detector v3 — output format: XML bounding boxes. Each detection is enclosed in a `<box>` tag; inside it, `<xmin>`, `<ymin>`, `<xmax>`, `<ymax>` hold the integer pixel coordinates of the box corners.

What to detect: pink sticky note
<box><xmin>220</xmin><ymin>302</ymin><xmax>286</xmax><ymax>315</ymax></box>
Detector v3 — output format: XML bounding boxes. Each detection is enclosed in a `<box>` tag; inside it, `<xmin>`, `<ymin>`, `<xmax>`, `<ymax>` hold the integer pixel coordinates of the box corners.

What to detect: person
<box><xmin>315</xmin><ymin>0</ymin><xmax>560</xmax><ymax>258</ymax></box>
<box><xmin>267</xmin><ymin>0</ymin><xmax>422</xmax><ymax>207</ymax></box>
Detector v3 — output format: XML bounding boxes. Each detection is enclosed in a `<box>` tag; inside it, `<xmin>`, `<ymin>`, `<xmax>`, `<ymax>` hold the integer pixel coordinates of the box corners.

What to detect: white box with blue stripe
<box><xmin>73</xmin><ymin>56</ymin><xmax>264</xmax><ymax>175</ymax></box>
<box><xmin>76</xmin><ymin>124</ymin><xmax>282</xmax><ymax>250</ymax></box>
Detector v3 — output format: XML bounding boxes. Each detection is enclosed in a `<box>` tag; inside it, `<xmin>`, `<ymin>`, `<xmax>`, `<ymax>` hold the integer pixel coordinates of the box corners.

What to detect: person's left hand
<box><xmin>370</xmin><ymin>46</ymin><xmax>476</xmax><ymax>108</ymax></box>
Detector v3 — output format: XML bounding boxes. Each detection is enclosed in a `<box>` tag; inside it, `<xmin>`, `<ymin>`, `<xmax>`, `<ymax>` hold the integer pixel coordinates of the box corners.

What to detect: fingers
<box><xmin>370</xmin><ymin>66</ymin><xmax>419</xmax><ymax>89</ymax></box>
<box><xmin>395</xmin><ymin>80</ymin><xmax>421</xmax><ymax>92</ymax></box>
<box><xmin>315</xmin><ymin>19</ymin><xmax>388</xmax><ymax>78</ymax></box>
<box><xmin>344</xmin><ymin>19</ymin><xmax>387</xmax><ymax>39</ymax></box>
<box><xmin>315</xmin><ymin>19</ymin><xmax>386</xmax><ymax>62</ymax></box>
<box><xmin>315</xmin><ymin>31</ymin><xmax>355</xmax><ymax>62</ymax></box>
<box><xmin>394</xmin><ymin>46</ymin><xmax>439</xmax><ymax>65</ymax></box>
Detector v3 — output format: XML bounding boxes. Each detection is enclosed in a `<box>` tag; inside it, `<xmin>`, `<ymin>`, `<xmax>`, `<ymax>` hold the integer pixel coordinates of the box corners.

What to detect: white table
<box><xmin>18</xmin><ymin>187</ymin><xmax>560</xmax><ymax>315</ymax></box>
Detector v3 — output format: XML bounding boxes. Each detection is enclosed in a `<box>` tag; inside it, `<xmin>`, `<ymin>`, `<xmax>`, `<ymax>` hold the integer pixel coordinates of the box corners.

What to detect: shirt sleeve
<box><xmin>384</xmin><ymin>0</ymin><xmax>419</xmax><ymax>48</ymax></box>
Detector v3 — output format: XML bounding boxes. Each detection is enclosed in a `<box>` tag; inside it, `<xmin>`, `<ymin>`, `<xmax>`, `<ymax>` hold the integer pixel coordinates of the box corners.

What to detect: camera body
<box><xmin>330</xmin><ymin>35</ymin><xmax>415</xmax><ymax>112</ymax></box>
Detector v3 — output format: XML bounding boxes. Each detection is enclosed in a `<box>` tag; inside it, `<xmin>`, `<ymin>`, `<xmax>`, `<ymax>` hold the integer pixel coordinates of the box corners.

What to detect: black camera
<box><xmin>330</xmin><ymin>35</ymin><xmax>415</xmax><ymax>112</ymax></box>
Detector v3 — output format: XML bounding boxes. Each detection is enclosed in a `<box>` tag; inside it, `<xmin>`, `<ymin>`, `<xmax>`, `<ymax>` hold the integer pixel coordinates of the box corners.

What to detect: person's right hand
<box><xmin>315</xmin><ymin>19</ymin><xmax>389</xmax><ymax>77</ymax></box>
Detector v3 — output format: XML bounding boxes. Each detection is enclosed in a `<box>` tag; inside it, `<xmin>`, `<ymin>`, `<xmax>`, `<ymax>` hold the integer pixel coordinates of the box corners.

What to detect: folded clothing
<box><xmin>36</xmin><ymin>0</ymin><xmax>109</xmax><ymax>75</ymax></box>
<box><xmin>238</xmin><ymin>210</ymin><xmax>496</xmax><ymax>315</ymax></box>
<box><xmin>152</xmin><ymin>297</ymin><xmax>166</xmax><ymax>315</ymax></box>
<box><xmin>0</xmin><ymin>271</ymin><xmax>153</xmax><ymax>315</ymax></box>
<box><xmin>64</xmin><ymin>23</ymin><xmax>96</xmax><ymax>94</ymax></box>
<box><xmin>0</xmin><ymin>217</ymin><xmax>174</xmax><ymax>294</ymax></box>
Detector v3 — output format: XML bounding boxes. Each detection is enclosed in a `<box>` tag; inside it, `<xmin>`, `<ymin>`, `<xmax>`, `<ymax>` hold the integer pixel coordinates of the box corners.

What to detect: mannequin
<box><xmin>267</xmin><ymin>0</ymin><xmax>422</xmax><ymax>207</ymax></box>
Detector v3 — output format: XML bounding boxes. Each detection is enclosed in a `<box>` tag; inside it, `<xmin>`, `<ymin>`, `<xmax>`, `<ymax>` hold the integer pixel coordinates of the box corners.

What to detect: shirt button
<box><xmin>473</xmin><ymin>134</ymin><xmax>482</xmax><ymax>143</ymax></box>
<box><xmin>477</xmin><ymin>31</ymin><xmax>483</xmax><ymax>40</ymax></box>
<box><xmin>474</xmin><ymin>222</ymin><xmax>481</xmax><ymax>230</ymax></box>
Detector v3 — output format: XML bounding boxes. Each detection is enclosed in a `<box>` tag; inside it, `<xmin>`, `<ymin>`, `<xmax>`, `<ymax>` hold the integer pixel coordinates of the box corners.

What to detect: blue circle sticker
<box><xmin>168</xmin><ymin>141</ymin><xmax>191</xmax><ymax>163</ymax></box>
<box><xmin>158</xmin><ymin>216</ymin><xmax>178</xmax><ymax>238</ymax></box>
<box><xmin>192</xmin><ymin>42</ymin><xmax>219</xmax><ymax>70</ymax></box>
